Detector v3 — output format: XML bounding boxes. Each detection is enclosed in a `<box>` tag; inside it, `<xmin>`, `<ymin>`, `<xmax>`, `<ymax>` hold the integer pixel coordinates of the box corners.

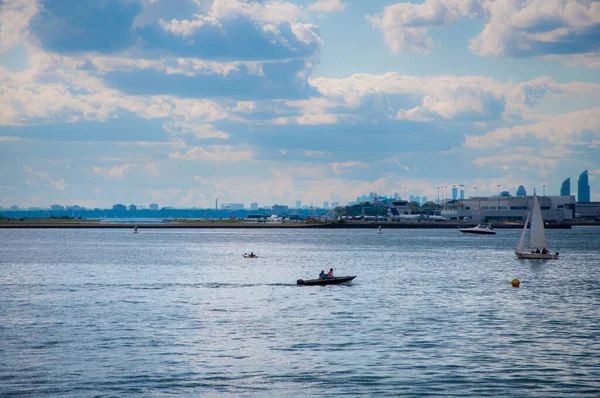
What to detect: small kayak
<box><xmin>297</xmin><ymin>276</ymin><xmax>356</xmax><ymax>286</ymax></box>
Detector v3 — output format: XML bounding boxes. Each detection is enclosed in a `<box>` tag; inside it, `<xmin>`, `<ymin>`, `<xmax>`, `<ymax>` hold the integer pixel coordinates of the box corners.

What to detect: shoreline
<box><xmin>0</xmin><ymin>221</ymin><xmax>589</xmax><ymax>229</ymax></box>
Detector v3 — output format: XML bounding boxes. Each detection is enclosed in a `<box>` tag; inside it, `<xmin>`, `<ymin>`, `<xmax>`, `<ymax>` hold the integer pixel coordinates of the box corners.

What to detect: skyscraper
<box><xmin>560</xmin><ymin>177</ymin><xmax>570</xmax><ymax>196</ymax></box>
<box><xmin>516</xmin><ymin>186</ymin><xmax>526</xmax><ymax>197</ymax></box>
<box><xmin>578</xmin><ymin>170</ymin><xmax>590</xmax><ymax>202</ymax></box>
<box><xmin>296</xmin><ymin>200</ymin><xmax>301</xmax><ymax>209</ymax></box>
<box><xmin>452</xmin><ymin>187</ymin><xmax>457</xmax><ymax>200</ymax></box>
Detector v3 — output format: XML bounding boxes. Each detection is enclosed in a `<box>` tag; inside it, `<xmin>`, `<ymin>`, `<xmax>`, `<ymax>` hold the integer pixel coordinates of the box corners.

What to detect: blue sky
<box><xmin>1</xmin><ymin>0</ymin><xmax>599</xmax><ymax>209</ymax></box>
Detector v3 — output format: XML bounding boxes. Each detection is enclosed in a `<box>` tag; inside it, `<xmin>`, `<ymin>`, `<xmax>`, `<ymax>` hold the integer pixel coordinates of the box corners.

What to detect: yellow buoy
<box><xmin>511</xmin><ymin>279</ymin><xmax>520</xmax><ymax>288</ymax></box>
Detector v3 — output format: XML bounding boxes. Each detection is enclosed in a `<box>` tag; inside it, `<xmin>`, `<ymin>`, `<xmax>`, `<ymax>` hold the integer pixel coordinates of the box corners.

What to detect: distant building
<box><xmin>409</xmin><ymin>195</ymin><xmax>415</xmax><ymax>203</ymax></box>
<box><xmin>323</xmin><ymin>202</ymin><xmax>329</xmax><ymax>209</ymax></box>
<box><xmin>500</xmin><ymin>191</ymin><xmax>510</xmax><ymax>197</ymax></box>
<box><xmin>415</xmin><ymin>196</ymin><xmax>420</xmax><ymax>205</ymax></box>
<box><xmin>516</xmin><ymin>185</ymin><xmax>526</xmax><ymax>197</ymax></box>
<box><xmin>460</xmin><ymin>189</ymin><xmax>464</xmax><ymax>201</ymax></box>
<box><xmin>421</xmin><ymin>196</ymin><xmax>428</xmax><ymax>205</ymax></box>
<box><xmin>452</xmin><ymin>187</ymin><xmax>458</xmax><ymax>200</ymax></box>
<box><xmin>221</xmin><ymin>203</ymin><xmax>244</xmax><ymax>211</ymax></box>
<box><xmin>272</xmin><ymin>204</ymin><xmax>288</xmax><ymax>215</ymax></box>
<box><xmin>458</xmin><ymin>195</ymin><xmax>575</xmax><ymax>223</ymax></box>
<box><xmin>394</xmin><ymin>192</ymin><xmax>399</xmax><ymax>200</ymax></box>
<box><xmin>129</xmin><ymin>204</ymin><xmax>137</xmax><ymax>211</ymax></box>
<box><xmin>296</xmin><ymin>200</ymin><xmax>301</xmax><ymax>209</ymax></box>
<box><xmin>560</xmin><ymin>177</ymin><xmax>570</xmax><ymax>196</ymax></box>
<box><xmin>331</xmin><ymin>201</ymin><xmax>339</xmax><ymax>209</ymax></box>
<box><xmin>50</xmin><ymin>204</ymin><xmax>65</xmax><ymax>211</ymax></box>
<box><xmin>149</xmin><ymin>203</ymin><xmax>159</xmax><ymax>211</ymax></box>
<box><xmin>578</xmin><ymin>170</ymin><xmax>590</xmax><ymax>203</ymax></box>
<box><xmin>113</xmin><ymin>204</ymin><xmax>126</xmax><ymax>212</ymax></box>
<box><xmin>10</xmin><ymin>205</ymin><xmax>18</xmax><ymax>211</ymax></box>
<box><xmin>250</xmin><ymin>202</ymin><xmax>258</xmax><ymax>211</ymax></box>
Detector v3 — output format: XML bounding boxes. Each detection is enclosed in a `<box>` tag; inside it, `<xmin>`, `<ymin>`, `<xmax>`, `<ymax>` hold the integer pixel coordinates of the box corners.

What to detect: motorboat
<box><xmin>515</xmin><ymin>193</ymin><xmax>559</xmax><ymax>260</ymax></box>
<box><xmin>297</xmin><ymin>276</ymin><xmax>356</xmax><ymax>286</ymax></box>
<box><xmin>459</xmin><ymin>224</ymin><xmax>496</xmax><ymax>235</ymax></box>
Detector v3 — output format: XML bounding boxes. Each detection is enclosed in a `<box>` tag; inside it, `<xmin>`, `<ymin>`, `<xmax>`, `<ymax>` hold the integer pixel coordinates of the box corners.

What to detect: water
<box><xmin>1</xmin><ymin>227</ymin><xmax>599</xmax><ymax>396</ymax></box>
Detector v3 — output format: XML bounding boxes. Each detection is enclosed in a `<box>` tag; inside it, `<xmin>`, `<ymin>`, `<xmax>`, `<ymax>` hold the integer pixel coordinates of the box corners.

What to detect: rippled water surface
<box><xmin>1</xmin><ymin>227</ymin><xmax>599</xmax><ymax>396</ymax></box>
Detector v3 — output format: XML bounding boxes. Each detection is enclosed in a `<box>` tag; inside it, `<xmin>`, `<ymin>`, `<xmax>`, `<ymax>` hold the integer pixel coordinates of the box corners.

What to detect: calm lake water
<box><xmin>1</xmin><ymin>227</ymin><xmax>599</xmax><ymax>396</ymax></box>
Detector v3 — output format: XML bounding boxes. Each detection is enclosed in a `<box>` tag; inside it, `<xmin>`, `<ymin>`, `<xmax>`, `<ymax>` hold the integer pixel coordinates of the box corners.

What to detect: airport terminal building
<box><xmin>454</xmin><ymin>195</ymin><xmax>576</xmax><ymax>223</ymax></box>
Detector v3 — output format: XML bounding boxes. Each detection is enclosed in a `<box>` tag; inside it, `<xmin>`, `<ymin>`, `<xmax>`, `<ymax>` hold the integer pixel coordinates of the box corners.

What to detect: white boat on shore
<box><xmin>459</xmin><ymin>224</ymin><xmax>496</xmax><ymax>235</ymax></box>
<box><xmin>515</xmin><ymin>193</ymin><xmax>559</xmax><ymax>260</ymax></box>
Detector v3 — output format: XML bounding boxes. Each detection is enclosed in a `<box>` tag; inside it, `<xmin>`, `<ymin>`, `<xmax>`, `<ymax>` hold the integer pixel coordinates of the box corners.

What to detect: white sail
<box><xmin>516</xmin><ymin>213</ymin><xmax>530</xmax><ymax>252</ymax></box>
<box><xmin>528</xmin><ymin>193</ymin><xmax>549</xmax><ymax>250</ymax></box>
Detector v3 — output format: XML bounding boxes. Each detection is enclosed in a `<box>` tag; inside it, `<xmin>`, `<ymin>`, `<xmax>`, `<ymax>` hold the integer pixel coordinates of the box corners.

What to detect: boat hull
<box><xmin>243</xmin><ymin>255</ymin><xmax>258</xmax><ymax>258</ymax></box>
<box><xmin>515</xmin><ymin>251</ymin><xmax>558</xmax><ymax>260</ymax></box>
<box><xmin>459</xmin><ymin>229</ymin><xmax>496</xmax><ymax>235</ymax></box>
<box><xmin>297</xmin><ymin>276</ymin><xmax>356</xmax><ymax>286</ymax></box>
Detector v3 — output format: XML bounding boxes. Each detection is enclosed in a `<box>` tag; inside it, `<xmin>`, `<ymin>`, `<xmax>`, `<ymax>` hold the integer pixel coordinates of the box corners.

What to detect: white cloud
<box><xmin>308</xmin><ymin>0</ymin><xmax>345</xmax><ymax>13</ymax></box>
<box><xmin>24</xmin><ymin>165</ymin><xmax>69</xmax><ymax>189</ymax></box>
<box><xmin>162</xmin><ymin>121</ymin><xmax>230</xmax><ymax>140</ymax></box>
<box><xmin>366</xmin><ymin>0</ymin><xmax>482</xmax><ymax>54</ymax></box>
<box><xmin>93</xmin><ymin>164</ymin><xmax>136</xmax><ymax>180</ymax></box>
<box><xmin>169</xmin><ymin>144</ymin><xmax>254</xmax><ymax>162</ymax></box>
<box><xmin>0</xmin><ymin>0</ymin><xmax>37</xmax><ymax>51</ymax></box>
<box><xmin>51</xmin><ymin>179</ymin><xmax>69</xmax><ymax>190</ymax></box>
<box><xmin>310</xmin><ymin>73</ymin><xmax>600</xmax><ymax>122</ymax></box>
<box><xmin>469</xmin><ymin>0</ymin><xmax>600</xmax><ymax>60</ymax></box>
<box><xmin>332</xmin><ymin>161</ymin><xmax>367</xmax><ymax>175</ymax></box>
<box><xmin>0</xmin><ymin>136</ymin><xmax>21</xmax><ymax>142</ymax></box>
<box><xmin>159</xmin><ymin>14</ymin><xmax>221</xmax><ymax>38</ymax></box>
<box><xmin>464</xmin><ymin>107</ymin><xmax>600</xmax><ymax>149</ymax></box>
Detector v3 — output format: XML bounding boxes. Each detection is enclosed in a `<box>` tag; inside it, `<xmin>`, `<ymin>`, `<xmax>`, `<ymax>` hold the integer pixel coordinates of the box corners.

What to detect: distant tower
<box><xmin>516</xmin><ymin>185</ymin><xmax>526</xmax><ymax>197</ymax></box>
<box><xmin>452</xmin><ymin>187</ymin><xmax>457</xmax><ymax>200</ymax></box>
<box><xmin>560</xmin><ymin>177</ymin><xmax>570</xmax><ymax>196</ymax></box>
<box><xmin>578</xmin><ymin>170</ymin><xmax>590</xmax><ymax>202</ymax></box>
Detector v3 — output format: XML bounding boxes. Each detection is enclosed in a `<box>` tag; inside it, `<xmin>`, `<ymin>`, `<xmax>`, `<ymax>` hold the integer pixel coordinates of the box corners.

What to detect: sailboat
<box><xmin>133</xmin><ymin>225</ymin><xmax>138</xmax><ymax>234</ymax></box>
<box><xmin>515</xmin><ymin>193</ymin><xmax>559</xmax><ymax>260</ymax></box>
<box><xmin>377</xmin><ymin>226</ymin><xmax>382</xmax><ymax>234</ymax></box>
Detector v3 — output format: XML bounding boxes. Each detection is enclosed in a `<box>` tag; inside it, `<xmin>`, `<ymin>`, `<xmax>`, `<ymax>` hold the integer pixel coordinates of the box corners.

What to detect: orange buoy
<box><xmin>511</xmin><ymin>279</ymin><xmax>520</xmax><ymax>288</ymax></box>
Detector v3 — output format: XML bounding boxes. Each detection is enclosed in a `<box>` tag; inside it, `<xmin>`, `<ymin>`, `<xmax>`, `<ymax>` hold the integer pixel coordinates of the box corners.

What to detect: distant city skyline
<box><xmin>1</xmin><ymin>1</ymin><xmax>599</xmax><ymax>208</ymax></box>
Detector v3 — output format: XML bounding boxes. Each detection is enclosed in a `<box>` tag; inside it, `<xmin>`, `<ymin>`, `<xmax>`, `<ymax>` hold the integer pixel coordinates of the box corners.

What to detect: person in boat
<box><xmin>319</xmin><ymin>270</ymin><xmax>326</xmax><ymax>279</ymax></box>
<box><xmin>326</xmin><ymin>268</ymin><xmax>334</xmax><ymax>279</ymax></box>
<box><xmin>542</xmin><ymin>248</ymin><xmax>548</xmax><ymax>254</ymax></box>
<box><xmin>535</xmin><ymin>248</ymin><xmax>541</xmax><ymax>254</ymax></box>
<box><xmin>250</xmin><ymin>252</ymin><xmax>255</xmax><ymax>257</ymax></box>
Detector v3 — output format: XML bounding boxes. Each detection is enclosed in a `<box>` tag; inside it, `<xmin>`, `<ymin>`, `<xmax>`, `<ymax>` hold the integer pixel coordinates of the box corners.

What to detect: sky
<box><xmin>0</xmin><ymin>0</ymin><xmax>599</xmax><ymax>209</ymax></box>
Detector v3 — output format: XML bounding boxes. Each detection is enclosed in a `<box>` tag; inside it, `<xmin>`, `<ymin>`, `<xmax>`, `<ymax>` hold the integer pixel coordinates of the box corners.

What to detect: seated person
<box><xmin>326</xmin><ymin>268</ymin><xmax>334</xmax><ymax>279</ymax></box>
<box><xmin>319</xmin><ymin>270</ymin><xmax>326</xmax><ymax>279</ymax></box>
<box><xmin>542</xmin><ymin>248</ymin><xmax>548</xmax><ymax>254</ymax></box>
<box><xmin>535</xmin><ymin>248</ymin><xmax>541</xmax><ymax>254</ymax></box>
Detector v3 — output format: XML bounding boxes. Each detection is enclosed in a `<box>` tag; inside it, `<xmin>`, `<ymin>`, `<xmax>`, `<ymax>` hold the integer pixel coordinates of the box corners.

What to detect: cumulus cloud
<box><xmin>366</xmin><ymin>0</ymin><xmax>482</xmax><ymax>54</ymax></box>
<box><xmin>169</xmin><ymin>144</ymin><xmax>254</xmax><ymax>161</ymax></box>
<box><xmin>470</xmin><ymin>0</ymin><xmax>600</xmax><ymax>60</ymax></box>
<box><xmin>332</xmin><ymin>161</ymin><xmax>367</xmax><ymax>174</ymax></box>
<box><xmin>162</xmin><ymin>121</ymin><xmax>230</xmax><ymax>140</ymax></box>
<box><xmin>368</xmin><ymin>0</ymin><xmax>600</xmax><ymax>65</ymax></box>
<box><xmin>464</xmin><ymin>107</ymin><xmax>600</xmax><ymax>149</ymax></box>
<box><xmin>24</xmin><ymin>165</ymin><xmax>69</xmax><ymax>189</ymax></box>
<box><xmin>0</xmin><ymin>0</ymin><xmax>37</xmax><ymax>51</ymax></box>
<box><xmin>308</xmin><ymin>0</ymin><xmax>345</xmax><ymax>13</ymax></box>
<box><xmin>93</xmin><ymin>163</ymin><xmax>136</xmax><ymax>180</ymax></box>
